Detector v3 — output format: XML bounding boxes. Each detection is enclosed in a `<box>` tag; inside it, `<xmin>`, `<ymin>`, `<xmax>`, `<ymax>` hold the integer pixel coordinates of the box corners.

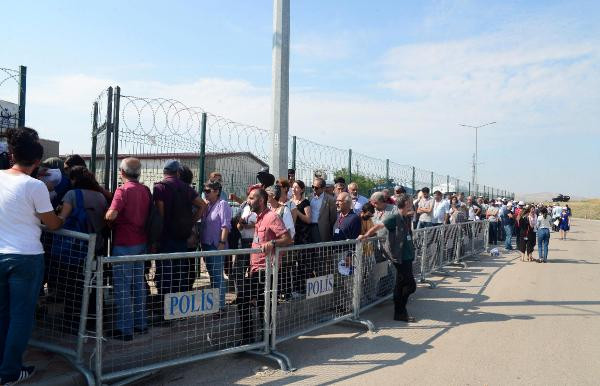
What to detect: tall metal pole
<box><xmin>270</xmin><ymin>0</ymin><xmax>290</xmax><ymax>179</ymax></box>
<box><xmin>348</xmin><ymin>149</ymin><xmax>352</xmax><ymax>182</ymax></box>
<box><xmin>291</xmin><ymin>135</ymin><xmax>297</xmax><ymax>171</ymax></box>
<box><xmin>385</xmin><ymin>159</ymin><xmax>390</xmax><ymax>186</ymax></box>
<box><xmin>460</xmin><ymin>121</ymin><xmax>496</xmax><ymax>195</ymax></box>
<box><xmin>17</xmin><ymin>66</ymin><xmax>27</xmax><ymax>127</ymax></box>
<box><xmin>111</xmin><ymin>86</ymin><xmax>120</xmax><ymax>193</ymax></box>
<box><xmin>198</xmin><ymin>113</ymin><xmax>207</xmax><ymax>189</ymax></box>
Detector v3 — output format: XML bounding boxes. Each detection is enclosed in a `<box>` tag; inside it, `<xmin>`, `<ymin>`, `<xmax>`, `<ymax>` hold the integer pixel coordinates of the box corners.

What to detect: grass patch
<box><xmin>545</xmin><ymin>199</ymin><xmax>600</xmax><ymax>220</ymax></box>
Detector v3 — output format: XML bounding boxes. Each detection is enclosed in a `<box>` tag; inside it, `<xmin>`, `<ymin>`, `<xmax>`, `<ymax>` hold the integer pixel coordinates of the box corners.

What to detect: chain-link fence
<box><xmin>0</xmin><ymin>65</ymin><xmax>26</xmax><ymax>135</ymax></box>
<box><xmin>30</xmin><ymin>228</ymin><xmax>97</xmax><ymax>386</ymax></box>
<box><xmin>88</xmin><ymin>85</ymin><xmax>513</xmax><ymax>200</ymax></box>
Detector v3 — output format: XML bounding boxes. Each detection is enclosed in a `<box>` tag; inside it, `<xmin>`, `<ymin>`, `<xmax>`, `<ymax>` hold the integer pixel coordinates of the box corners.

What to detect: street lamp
<box><xmin>459</xmin><ymin>121</ymin><xmax>496</xmax><ymax>195</ymax></box>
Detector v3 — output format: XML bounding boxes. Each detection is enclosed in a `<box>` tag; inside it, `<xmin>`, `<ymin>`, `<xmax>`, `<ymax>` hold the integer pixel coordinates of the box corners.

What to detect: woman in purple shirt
<box><xmin>201</xmin><ymin>181</ymin><xmax>232</xmax><ymax>312</ymax></box>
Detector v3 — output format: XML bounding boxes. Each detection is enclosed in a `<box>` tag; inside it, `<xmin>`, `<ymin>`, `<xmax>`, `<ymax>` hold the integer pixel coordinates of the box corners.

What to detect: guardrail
<box><xmin>31</xmin><ymin>220</ymin><xmax>489</xmax><ymax>384</ymax></box>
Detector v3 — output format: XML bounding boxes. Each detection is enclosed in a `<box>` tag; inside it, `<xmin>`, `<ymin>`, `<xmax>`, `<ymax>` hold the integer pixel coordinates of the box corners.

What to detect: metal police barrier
<box><xmin>31</xmin><ymin>229</ymin><xmax>98</xmax><ymax>386</ymax></box>
<box><xmin>270</xmin><ymin>239</ymin><xmax>376</xmax><ymax>368</ymax></box>
<box><xmin>95</xmin><ymin>247</ymin><xmax>286</xmax><ymax>385</ymax></box>
<box><xmin>356</xmin><ymin>237</ymin><xmax>396</xmax><ymax>313</ymax></box>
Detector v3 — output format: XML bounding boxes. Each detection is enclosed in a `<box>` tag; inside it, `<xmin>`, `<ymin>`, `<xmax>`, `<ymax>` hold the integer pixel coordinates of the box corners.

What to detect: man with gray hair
<box><xmin>105</xmin><ymin>157</ymin><xmax>151</xmax><ymax>340</ymax></box>
<box><xmin>333</xmin><ymin>192</ymin><xmax>361</xmax><ymax>241</ymax></box>
<box><xmin>348</xmin><ymin>182</ymin><xmax>368</xmax><ymax>213</ymax></box>
<box><xmin>368</xmin><ymin>191</ymin><xmax>398</xmax><ymax>237</ymax></box>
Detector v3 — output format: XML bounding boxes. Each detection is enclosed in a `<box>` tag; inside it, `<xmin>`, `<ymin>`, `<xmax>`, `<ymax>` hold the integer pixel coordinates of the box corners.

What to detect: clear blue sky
<box><xmin>2</xmin><ymin>0</ymin><xmax>599</xmax><ymax>197</ymax></box>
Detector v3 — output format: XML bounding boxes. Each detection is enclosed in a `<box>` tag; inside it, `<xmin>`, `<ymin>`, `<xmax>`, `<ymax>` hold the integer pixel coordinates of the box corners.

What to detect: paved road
<box><xmin>140</xmin><ymin>218</ymin><xmax>600</xmax><ymax>385</ymax></box>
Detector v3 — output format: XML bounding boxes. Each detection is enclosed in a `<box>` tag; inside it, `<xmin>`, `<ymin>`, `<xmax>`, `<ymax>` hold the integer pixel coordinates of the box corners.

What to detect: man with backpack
<box><xmin>153</xmin><ymin>160</ymin><xmax>206</xmax><ymax>302</ymax></box>
<box><xmin>105</xmin><ymin>157</ymin><xmax>150</xmax><ymax>341</ymax></box>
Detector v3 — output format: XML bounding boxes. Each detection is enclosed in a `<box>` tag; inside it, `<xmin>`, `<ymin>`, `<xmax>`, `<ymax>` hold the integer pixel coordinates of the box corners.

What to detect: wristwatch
<box><xmin>219</xmin><ymin>240</ymin><xmax>226</xmax><ymax>245</ymax></box>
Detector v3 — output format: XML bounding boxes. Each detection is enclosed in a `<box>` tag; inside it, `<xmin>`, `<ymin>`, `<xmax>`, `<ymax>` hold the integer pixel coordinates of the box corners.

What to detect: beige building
<box><xmin>84</xmin><ymin>152</ymin><xmax>268</xmax><ymax>197</ymax></box>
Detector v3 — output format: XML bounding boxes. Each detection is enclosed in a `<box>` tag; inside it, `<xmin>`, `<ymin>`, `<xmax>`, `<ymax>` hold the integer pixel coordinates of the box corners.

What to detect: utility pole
<box><xmin>460</xmin><ymin>121</ymin><xmax>496</xmax><ymax>193</ymax></box>
<box><xmin>270</xmin><ymin>0</ymin><xmax>290</xmax><ymax>178</ymax></box>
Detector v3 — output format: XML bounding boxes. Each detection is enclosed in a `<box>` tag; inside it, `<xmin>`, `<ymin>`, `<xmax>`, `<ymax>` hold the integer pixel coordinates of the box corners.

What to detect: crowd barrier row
<box><xmin>33</xmin><ymin>221</ymin><xmax>489</xmax><ymax>385</ymax></box>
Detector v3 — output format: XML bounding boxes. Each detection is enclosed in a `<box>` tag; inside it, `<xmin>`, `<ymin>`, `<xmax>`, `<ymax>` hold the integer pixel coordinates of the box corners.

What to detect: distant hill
<box><xmin>515</xmin><ymin>192</ymin><xmax>589</xmax><ymax>203</ymax></box>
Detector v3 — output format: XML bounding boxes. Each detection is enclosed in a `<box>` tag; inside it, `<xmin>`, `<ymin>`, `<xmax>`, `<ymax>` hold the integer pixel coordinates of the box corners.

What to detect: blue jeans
<box><xmin>503</xmin><ymin>225</ymin><xmax>513</xmax><ymax>250</ymax></box>
<box><xmin>0</xmin><ymin>254</ymin><xmax>44</xmax><ymax>378</ymax></box>
<box><xmin>537</xmin><ymin>228</ymin><xmax>550</xmax><ymax>261</ymax></box>
<box><xmin>202</xmin><ymin>244</ymin><xmax>226</xmax><ymax>309</ymax></box>
<box><xmin>112</xmin><ymin>244</ymin><xmax>147</xmax><ymax>335</ymax></box>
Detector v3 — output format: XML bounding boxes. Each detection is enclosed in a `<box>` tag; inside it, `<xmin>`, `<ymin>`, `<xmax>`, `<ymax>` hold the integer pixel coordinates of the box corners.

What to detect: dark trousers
<box><xmin>488</xmin><ymin>222</ymin><xmax>498</xmax><ymax>245</ymax></box>
<box><xmin>238</xmin><ymin>270</ymin><xmax>267</xmax><ymax>345</ymax></box>
<box><xmin>393</xmin><ymin>260</ymin><xmax>416</xmax><ymax>317</ymax></box>
<box><xmin>152</xmin><ymin>239</ymin><xmax>193</xmax><ymax>320</ymax></box>
<box><xmin>233</xmin><ymin>239</ymin><xmax>253</xmax><ymax>298</ymax></box>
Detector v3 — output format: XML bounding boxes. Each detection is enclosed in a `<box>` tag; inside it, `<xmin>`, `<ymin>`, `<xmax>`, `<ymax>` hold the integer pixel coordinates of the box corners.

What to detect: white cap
<box><xmin>518</xmin><ymin>201</ymin><xmax>525</xmax><ymax>206</ymax></box>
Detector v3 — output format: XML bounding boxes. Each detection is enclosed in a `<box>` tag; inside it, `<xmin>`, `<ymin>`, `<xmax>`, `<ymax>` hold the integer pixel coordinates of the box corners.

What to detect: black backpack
<box><xmin>158</xmin><ymin>181</ymin><xmax>194</xmax><ymax>240</ymax></box>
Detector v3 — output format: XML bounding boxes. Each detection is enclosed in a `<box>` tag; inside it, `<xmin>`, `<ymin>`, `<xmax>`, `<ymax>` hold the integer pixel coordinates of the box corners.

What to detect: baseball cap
<box><xmin>163</xmin><ymin>159</ymin><xmax>181</xmax><ymax>173</ymax></box>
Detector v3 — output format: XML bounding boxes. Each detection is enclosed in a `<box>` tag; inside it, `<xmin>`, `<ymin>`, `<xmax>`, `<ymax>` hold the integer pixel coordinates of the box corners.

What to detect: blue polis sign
<box><xmin>164</xmin><ymin>288</ymin><xmax>220</xmax><ymax>320</ymax></box>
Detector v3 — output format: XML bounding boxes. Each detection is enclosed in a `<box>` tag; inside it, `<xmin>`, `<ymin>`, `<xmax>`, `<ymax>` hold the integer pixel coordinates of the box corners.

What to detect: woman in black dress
<box><xmin>291</xmin><ymin>180</ymin><xmax>312</xmax><ymax>295</ymax></box>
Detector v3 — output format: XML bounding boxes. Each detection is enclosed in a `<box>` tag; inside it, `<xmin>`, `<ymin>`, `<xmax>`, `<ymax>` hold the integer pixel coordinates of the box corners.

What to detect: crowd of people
<box><xmin>0</xmin><ymin>126</ymin><xmax>571</xmax><ymax>384</ymax></box>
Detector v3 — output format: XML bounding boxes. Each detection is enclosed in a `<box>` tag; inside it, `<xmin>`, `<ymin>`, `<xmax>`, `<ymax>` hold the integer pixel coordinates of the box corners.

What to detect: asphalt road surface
<box><xmin>140</xmin><ymin>218</ymin><xmax>600</xmax><ymax>385</ymax></box>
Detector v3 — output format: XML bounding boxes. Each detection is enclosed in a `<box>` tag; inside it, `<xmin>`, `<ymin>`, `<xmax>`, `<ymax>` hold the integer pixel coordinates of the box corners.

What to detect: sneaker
<box><xmin>1</xmin><ymin>366</ymin><xmax>36</xmax><ymax>385</ymax></box>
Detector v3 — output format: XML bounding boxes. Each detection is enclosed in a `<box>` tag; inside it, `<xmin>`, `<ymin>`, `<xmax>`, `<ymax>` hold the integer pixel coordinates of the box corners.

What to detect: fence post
<box><xmin>17</xmin><ymin>65</ymin><xmax>26</xmax><ymax>127</ymax></box>
<box><xmin>385</xmin><ymin>159</ymin><xmax>390</xmax><ymax>186</ymax></box>
<box><xmin>95</xmin><ymin>256</ymin><xmax>104</xmax><ymax>385</ymax></box>
<box><xmin>198</xmin><ymin>112</ymin><xmax>207</xmax><ymax>189</ymax></box>
<box><xmin>110</xmin><ymin>86</ymin><xmax>120</xmax><ymax>192</ymax></box>
<box><xmin>430</xmin><ymin>172</ymin><xmax>434</xmax><ymax>192</ymax></box>
<box><xmin>446</xmin><ymin>175</ymin><xmax>450</xmax><ymax>193</ymax></box>
<box><xmin>468</xmin><ymin>182</ymin><xmax>471</xmax><ymax>196</ymax></box>
<box><xmin>90</xmin><ymin>102</ymin><xmax>98</xmax><ymax>174</ymax></box>
<box><xmin>491</xmin><ymin>187</ymin><xmax>494</xmax><ymax>199</ymax></box>
<box><xmin>348</xmin><ymin>149</ymin><xmax>352</xmax><ymax>182</ymax></box>
<box><xmin>411</xmin><ymin>166</ymin><xmax>415</xmax><ymax>194</ymax></box>
<box><xmin>291</xmin><ymin>135</ymin><xmax>297</xmax><ymax>171</ymax></box>
<box><xmin>103</xmin><ymin>87</ymin><xmax>113</xmax><ymax>190</ymax></box>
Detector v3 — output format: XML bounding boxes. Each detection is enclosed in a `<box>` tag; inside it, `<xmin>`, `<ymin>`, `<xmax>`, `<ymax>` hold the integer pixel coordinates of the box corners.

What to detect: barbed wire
<box><xmin>91</xmin><ymin>87</ymin><xmax>512</xmax><ymax>197</ymax></box>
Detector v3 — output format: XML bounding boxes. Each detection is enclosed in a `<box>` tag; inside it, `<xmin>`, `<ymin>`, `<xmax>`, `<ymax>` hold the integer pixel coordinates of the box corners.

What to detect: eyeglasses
<box><xmin>203</xmin><ymin>189</ymin><xmax>212</xmax><ymax>194</ymax></box>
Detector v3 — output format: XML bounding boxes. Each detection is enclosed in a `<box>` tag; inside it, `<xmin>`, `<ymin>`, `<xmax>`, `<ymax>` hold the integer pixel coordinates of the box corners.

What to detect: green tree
<box><xmin>334</xmin><ymin>168</ymin><xmax>388</xmax><ymax>196</ymax></box>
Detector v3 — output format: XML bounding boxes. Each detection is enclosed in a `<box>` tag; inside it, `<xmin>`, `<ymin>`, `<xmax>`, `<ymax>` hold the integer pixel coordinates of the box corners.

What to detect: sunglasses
<box><xmin>312</xmin><ymin>186</ymin><xmax>322</xmax><ymax>190</ymax></box>
<box><xmin>203</xmin><ymin>189</ymin><xmax>213</xmax><ymax>194</ymax></box>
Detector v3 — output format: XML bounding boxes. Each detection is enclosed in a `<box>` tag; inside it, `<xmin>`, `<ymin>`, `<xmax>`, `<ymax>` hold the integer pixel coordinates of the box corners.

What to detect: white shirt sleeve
<box><xmin>282</xmin><ymin>206</ymin><xmax>295</xmax><ymax>239</ymax></box>
<box><xmin>31</xmin><ymin>179</ymin><xmax>54</xmax><ymax>214</ymax></box>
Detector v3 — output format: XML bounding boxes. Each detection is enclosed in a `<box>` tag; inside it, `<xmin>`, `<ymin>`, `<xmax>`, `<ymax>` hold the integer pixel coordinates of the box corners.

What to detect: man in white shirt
<box><xmin>432</xmin><ymin>190</ymin><xmax>449</xmax><ymax>225</ymax></box>
<box><xmin>348</xmin><ymin>182</ymin><xmax>368</xmax><ymax>213</ymax></box>
<box><xmin>309</xmin><ymin>178</ymin><xmax>336</xmax><ymax>242</ymax></box>
<box><xmin>416</xmin><ymin>187</ymin><xmax>435</xmax><ymax>228</ymax></box>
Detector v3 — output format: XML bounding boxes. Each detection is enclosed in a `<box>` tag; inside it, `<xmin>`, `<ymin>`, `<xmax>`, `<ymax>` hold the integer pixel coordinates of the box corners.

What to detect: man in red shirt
<box><xmin>239</xmin><ymin>187</ymin><xmax>292</xmax><ymax>345</ymax></box>
<box><xmin>105</xmin><ymin>157</ymin><xmax>150</xmax><ymax>341</ymax></box>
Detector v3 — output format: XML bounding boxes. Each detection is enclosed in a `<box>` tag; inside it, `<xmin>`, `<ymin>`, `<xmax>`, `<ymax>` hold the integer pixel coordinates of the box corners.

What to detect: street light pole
<box><xmin>459</xmin><ymin>121</ymin><xmax>496</xmax><ymax>195</ymax></box>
